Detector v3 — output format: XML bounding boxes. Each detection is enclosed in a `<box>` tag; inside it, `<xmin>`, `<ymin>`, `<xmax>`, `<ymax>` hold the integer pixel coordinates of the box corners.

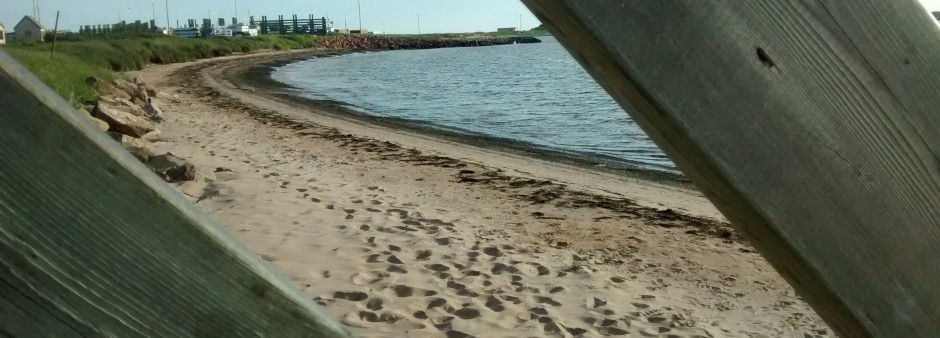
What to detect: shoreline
<box><xmin>130</xmin><ymin>49</ymin><xmax>829</xmax><ymax>337</ymax></box>
<box><xmin>236</xmin><ymin>51</ymin><xmax>694</xmax><ymax>187</ymax></box>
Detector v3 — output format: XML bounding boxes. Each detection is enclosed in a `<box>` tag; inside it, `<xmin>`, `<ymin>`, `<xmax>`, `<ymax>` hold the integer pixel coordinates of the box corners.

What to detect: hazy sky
<box><xmin>0</xmin><ymin>0</ymin><xmax>539</xmax><ymax>33</ymax></box>
<box><xmin>2</xmin><ymin>1</ymin><xmax>940</xmax><ymax>34</ymax></box>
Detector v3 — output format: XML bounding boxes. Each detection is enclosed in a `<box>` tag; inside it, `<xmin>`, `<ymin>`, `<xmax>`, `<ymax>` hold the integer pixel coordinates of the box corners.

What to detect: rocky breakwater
<box><xmin>85</xmin><ymin>76</ymin><xmax>217</xmax><ymax>197</ymax></box>
<box><xmin>318</xmin><ymin>35</ymin><xmax>540</xmax><ymax>50</ymax></box>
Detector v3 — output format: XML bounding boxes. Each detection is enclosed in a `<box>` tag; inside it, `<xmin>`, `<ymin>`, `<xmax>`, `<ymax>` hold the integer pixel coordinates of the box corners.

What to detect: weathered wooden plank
<box><xmin>0</xmin><ymin>51</ymin><xmax>352</xmax><ymax>337</ymax></box>
<box><xmin>521</xmin><ymin>1</ymin><xmax>940</xmax><ymax>337</ymax></box>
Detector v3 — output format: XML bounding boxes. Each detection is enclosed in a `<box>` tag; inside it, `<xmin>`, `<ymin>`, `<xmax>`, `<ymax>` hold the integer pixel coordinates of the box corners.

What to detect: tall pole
<box><xmin>519</xmin><ymin>13</ymin><xmax>522</xmax><ymax>31</ymax></box>
<box><xmin>234</xmin><ymin>0</ymin><xmax>238</xmax><ymax>24</ymax></box>
<box><xmin>152</xmin><ymin>3</ymin><xmax>157</xmax><ymax>24</ymax></box>
<box><xmin>165</xmin><ymin>0</ymin><xmax>171</xmax><ymax>31</ymax></box>
<box><xmin>417</xmin><ymin>13</ymin><xmax>420</xmax><ymax>35</ymax></box>
<box><xmin>50</xmin><ymin>11</ymin><xmax>59</xmax><ymax>58</ymax></box>
<box><xmin>357</xmin><ymin>0</ymin><xmax>362</xmax><ymax>32</ymax></box>
<box><xmin>37</xmin><ymin>0</ymin><xmax>41</xmax><ymax>24</ymax></box>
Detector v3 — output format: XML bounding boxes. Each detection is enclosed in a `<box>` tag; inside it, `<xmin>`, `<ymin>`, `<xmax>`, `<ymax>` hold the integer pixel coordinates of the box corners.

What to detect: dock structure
<box><xmin>250</xmin><ymin>15</ymin><xmax>328</xmax><ymax>35</ymax></box>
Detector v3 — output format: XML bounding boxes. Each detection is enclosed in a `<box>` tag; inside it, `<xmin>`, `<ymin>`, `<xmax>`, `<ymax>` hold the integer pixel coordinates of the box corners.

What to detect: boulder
<box><xmin>78</xmin><ymin>108</ymin><xmax>109</xmax><ymax>131</ymax></box>
<box><xmin>108</xmin><ymin>132</ymin><xmax>153</xmax><ymax>162</ymax></box>
<box><xmin>113</xmin><ymin>79</ymin><xmax>138</xmax><ymax>97</ymax></box>
<box><xmin>141</xmin><ymin>130</ymin><xmax>163</xmax><ymax>142</ymax></box>
<box><xmin>133</xmin><ymin>76</ymin><xmax>145</xmax><ymax>85</ymax></box>
<box><xmin>101</xmin><ymin>102</ymin><xmax>146</xmax><ymax>117</ymax></box>
<box><xmin>132</xmin><ymin>86</ymin><xmax>149</xmax><ymax>102</ymax></box>
<box><xmin>93</xmin><ymin>105</ymin><xmax>155</xmax><ymax>137</ymax></box>
<box><xmin>148</xmin><ymin>153</ymin><xmax>196</xmax><ymax>183</ymax></box>
<box><xmin>97</xmin><ymin>81</ymin><xmax>132</xmax><ymax>100</ymax></box>
<box><xmin>114</xmin><ymin>97</ymin><xmax>138</xmax><ymax>108</ymax></box>
<box><xmin>144</xmin><ymin>84</ymin><xmax>159</xmax><ymax>97</ymax></box>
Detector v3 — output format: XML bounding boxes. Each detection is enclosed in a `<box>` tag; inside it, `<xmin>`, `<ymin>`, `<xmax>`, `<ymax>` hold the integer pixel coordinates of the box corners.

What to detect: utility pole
<box><xmin>152</xmin><ymin>3</ymin><xmax>157</xmax><ymax>24</ymax></box>
<box><xmin>357</xmin><ymin>0</ymin><xmax>362</xmax><ymax>32</ymax></box>
<box><xmin>417</xmin><ymin>13</ymin><xmax>420</xmax><ymax>35</ymax></box>
<box><xmin>234</xmin><ymin>0</ymin><xmax>238</xmax><ymax>24</ymax></box>
<box><xmin>51</xmin><ymin>11</ymin><xmax>60</xmax><ymax>58</ymax></box>
<box><xmin>519</xmin><ymin>13</ymin><xmax>522</xmax><ymax>31</ymax></box>
<box><xmin>165</xmin><ymin>0</ymin><xmax>171</xmax><ymax>31</ymax></box>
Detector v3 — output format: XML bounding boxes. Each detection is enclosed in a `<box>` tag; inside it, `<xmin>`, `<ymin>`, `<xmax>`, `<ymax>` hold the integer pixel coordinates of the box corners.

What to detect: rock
<box><xmin>144</xmin><ymin>84</ymin><xmax>159</xmax><ymax>97</ymax></box>
<box><xmin>149</xmin><ymin>153</ymin><xmax>196</xmax><ymax>183</ymax></box>
<box><xmin>114</xmin><ymin>97</ymin><xmax>138</xmax><ymax>108</ymax></box>
<box><xmin>141</xmin><ymin>130</ymin><xmax>162</xmax><ymax>142</ymax></box>
<box><xmin>144</xmin><ymin>100</ymin><xmax>164</xmax><ymax>121</ymax></box>
<box><xmin>108</xmin><ymin>132</ymin><xmax>153</xmax><ymax>162</ymax></box>
<box><xmin>97</xmin><ymin>81</ymin><xmax>132</xmax><ymax>100</ymax></box>
<box><xmin>102</xmin><ymin>103</ymin><xmax>146</xmax><ymax>117</ymax></box>
<box><xmin>93</xmin><ymin>105</ymin><xmax>155</xmax><ymax>138</ymax></box>
<box><xmin>155</xmin><ymin>91</ymin><xmax>180</xmax><ymax>103</ymax></box>
<box><xmin>77</xmin><ymin>108</ymin><xmax>108</xmax><ymax>131</ymax></box>
<box><xmin>132</xmin><ymin>86</ymin><xmax>149</xmax><ymax>102</ymax></box>
<box><xmin>113</xmin><ymin>79</ymin><xmax>139</xmax><ymax>98</ymax></box>
<box><xmin>195</xmin><ymin>166</ymin><xmax>217</xmax><ymax>183</ymax></box>
<box><xmin>87</xmin><ymin>115</ymin><xmax>110</xmax><ymax>131</ymax></box>
<box><xmin>133</xmin><ymin>76</ymin><xmax>145</xmax><ymax>85</ymax></box>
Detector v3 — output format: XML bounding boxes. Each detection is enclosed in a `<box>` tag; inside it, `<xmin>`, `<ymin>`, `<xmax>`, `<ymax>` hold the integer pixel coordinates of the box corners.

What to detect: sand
<box><xmin>131</xmin><ymin>50</ymin><xmax>831</xmax><ymax>338</ymax></box>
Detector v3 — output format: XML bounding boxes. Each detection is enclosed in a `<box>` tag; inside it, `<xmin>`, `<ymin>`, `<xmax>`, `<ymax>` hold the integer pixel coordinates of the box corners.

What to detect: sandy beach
<box><xmin>132</xmin><ymin>50</ymin><xmax>830</xmax><ymax>337</ymax></box>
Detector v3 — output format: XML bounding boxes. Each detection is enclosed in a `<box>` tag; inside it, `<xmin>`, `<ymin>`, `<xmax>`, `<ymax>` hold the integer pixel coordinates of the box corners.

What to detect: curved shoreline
<box><xmin>130</xmin><ymin>49</ymin><xmax>830</xmax><ymax>337</ymax></box>
<box><xmin>241</xmin><ymin>50</ymin><xmax>692</xmax><ymax>186</ymax></box>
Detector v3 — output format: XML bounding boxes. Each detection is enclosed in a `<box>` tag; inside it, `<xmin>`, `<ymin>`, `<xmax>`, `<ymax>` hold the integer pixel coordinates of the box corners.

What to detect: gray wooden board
<box><xmin>521</xmin><ymin>1</ymin><xmax>940</xmax><ymax>337</ymax></box>
<box><xmin>0</xmin><ymin>51</ymin><xmax>353</xmax><ymax>337</ymax></box>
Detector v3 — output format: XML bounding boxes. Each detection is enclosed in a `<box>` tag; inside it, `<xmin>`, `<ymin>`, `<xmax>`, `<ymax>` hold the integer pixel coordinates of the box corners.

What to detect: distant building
<box><xmin>173</xmin><ymin>27</ymin><xmax>200</xmax><ymax>38</ymax></box>
<box><xmin>497</xmin><ymin>27</ymin><xmax>518</xmax><ymax>32</ymax></box>
<box><xmin>15</xmin><ymin>15</ymin><xmax>46</xmax><ymax>42</ymax></box>
<box><xmin>229</xmin><ymin>24</ymin><xmax>258</xmax><ymax>36</ymax></box>
<box><xmin>0</xmin><ymin>23</ymin><xmax>6</xmax><ymax>45</ymax></box>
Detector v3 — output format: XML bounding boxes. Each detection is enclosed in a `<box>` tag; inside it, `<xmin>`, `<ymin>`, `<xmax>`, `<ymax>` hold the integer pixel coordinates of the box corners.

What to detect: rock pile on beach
<box><xmin>86</xmin><ymin>76</ymin><xmax>212</xmax><ymax>185</ymax></box>
<box><xmin>318</xmin><ymin>35</ymin><xmax>541</xmax><ymax>50</ymax></box>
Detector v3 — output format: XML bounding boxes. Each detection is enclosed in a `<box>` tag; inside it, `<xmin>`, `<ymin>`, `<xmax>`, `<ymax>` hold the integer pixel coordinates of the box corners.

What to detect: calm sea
<box><xmin>272</xmin><ymin>36</ymin><xmax>676</xmax><ymax>173</ymax></box>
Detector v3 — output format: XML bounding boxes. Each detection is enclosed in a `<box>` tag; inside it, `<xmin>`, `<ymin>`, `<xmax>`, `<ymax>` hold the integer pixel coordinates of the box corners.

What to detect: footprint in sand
<box><xmin>484</xmin><ymin>296</ymin><xmax>505</xmax><ymax>312</ymax></box>
<box><xmin>415</xmin><ymin>249</ymin><xmax>432</xmax><ymax>260</ymax></box>
<box><xmin>366</xmin><ymin>298</ymin><xmax>383</xmax><ymax>311</ymax></box>
<box><xmin>454</xmin><ymin>307</ymin><xmax>481</xmax><ymax>320</ymax></box>
<box><xmin>427</xmin><ymin>263</ymin><xmax>451</xmax><ymax>272</ymax></box>
<box><xmin>351</xmin><ymin>271</ymin><xmax>390</xmax><ymax>285</ymax></box>
<box><xmin>387</xmin><ymin>265</ymin><xmax>408</xmax><ymax>274</ymax></box>
<box><xmin>334</xmin><ymin>291</ymin><xmax>369</xmax><ymax>302</ymax></box>
<box><xmin>388</xmin><ymin>285</ymin><xmax>437</xmax><ymax>298</ymax></box>
<box><xmin>387</xmin><ymin>209</ymin><xmax>409</xmax><ymax>218</ymax></box>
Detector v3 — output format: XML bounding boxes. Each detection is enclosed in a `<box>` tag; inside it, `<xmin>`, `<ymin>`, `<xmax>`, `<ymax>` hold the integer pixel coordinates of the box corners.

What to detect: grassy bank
<box><xmin>2</xmin><ymin>35</ymin><xmax>320</xmax><ymax>103</ymax></box>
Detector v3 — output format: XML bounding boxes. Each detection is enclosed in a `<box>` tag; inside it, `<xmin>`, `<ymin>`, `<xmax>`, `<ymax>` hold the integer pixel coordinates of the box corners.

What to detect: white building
<box><xmin>0</xmin><ymin>23</ymin><xmax>6</xmax><ymax>45</ymax></box>
<box><xmin>14</xmin><ymin>16</ymin><xmax>46</xmax><ymax>42</ymax></box>
<box><xmin>229</xmin><ymin>24</ymin><xmax>258</xmax><ymax>36</ymax></box>
<box><xmin>173</xmin><ymin>27</ymin><xmax>200</xmax><ymax>38</ymax></box>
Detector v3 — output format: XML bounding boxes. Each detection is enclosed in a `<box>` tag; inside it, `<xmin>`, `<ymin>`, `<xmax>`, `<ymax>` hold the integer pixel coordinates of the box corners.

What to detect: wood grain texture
<box><xmin>0</xmin><ymin>51</ymin><xmax>352</xmax><ymax>337</ymax></box>
<box><xmin>521</xmin><ymin>0</ymin><xmax>940</xmax><ymax>337</ymax></box>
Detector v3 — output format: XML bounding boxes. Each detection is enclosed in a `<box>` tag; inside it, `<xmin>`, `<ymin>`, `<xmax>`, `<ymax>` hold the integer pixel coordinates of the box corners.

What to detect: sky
<box><xmin>0</xmin><ymin>0</ymin><xmax>540</xmax><ymax>34</ymax></box>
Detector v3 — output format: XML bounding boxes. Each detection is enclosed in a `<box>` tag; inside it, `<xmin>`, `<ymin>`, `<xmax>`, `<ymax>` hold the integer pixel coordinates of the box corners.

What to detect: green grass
<box><xmin>2</xmin><ymin>35</ymin><xmax>321</xmax><ymax>103</ymax></box>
